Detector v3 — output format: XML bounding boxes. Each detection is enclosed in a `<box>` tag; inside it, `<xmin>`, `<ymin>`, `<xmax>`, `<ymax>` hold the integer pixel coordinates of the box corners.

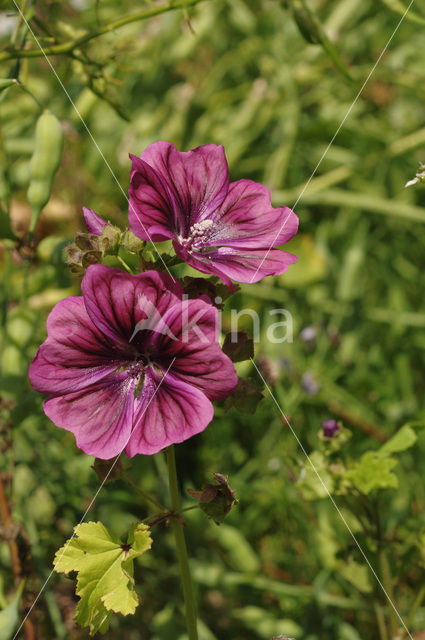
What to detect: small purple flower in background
<box><xmin>301</xmin><ymin>371</ymin><xmax>319</xmax><ymax>395</ymax></box>
<box><xmin>29</xmin><ymin>265</ymin><xmax>238</xmax><ymax>459</ymax></box>
<box><xmin>322</xmin><ymin>419</ymin><xmax>340</xmax><ymax>438</ymax></box>
<box><xmin>128</xmin><ymin>141</ymin><xmax>298</xmax><ymax>287</ymax></box>
<box><xmin>299</xmin><ymin>326</ymin><xmax>316</xmax><ymax>344</ymax></box>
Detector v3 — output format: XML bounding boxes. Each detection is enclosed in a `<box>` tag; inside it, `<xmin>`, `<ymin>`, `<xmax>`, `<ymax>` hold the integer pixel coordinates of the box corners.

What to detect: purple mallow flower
<box><xmin>29</xmin><ymin>265</ymin><xmax>238</xmax><ymax>459</ymax></box>
<box><xmin>128</xmin><ymin>142</ymin><xmax>299</xmax><ymax>287</ymax></box>
<box><xmin>322</xmin><ymin>419</ymin><xmax>340</xmax><ymax>438</ymax></box>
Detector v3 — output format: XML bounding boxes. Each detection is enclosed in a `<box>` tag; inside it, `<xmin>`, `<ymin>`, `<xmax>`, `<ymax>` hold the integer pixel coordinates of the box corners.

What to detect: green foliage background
<box><xmin>1</xmin><ymin>0</ymin><xmax>425</xmax><ymax>638</ymax></box>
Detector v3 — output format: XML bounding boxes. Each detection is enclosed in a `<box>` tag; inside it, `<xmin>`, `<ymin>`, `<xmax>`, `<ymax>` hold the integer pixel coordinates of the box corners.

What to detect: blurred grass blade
<box><xmin>381</xmin><ymin>0</ymin><xmax>425</xmax><ymax>26</ymax></box>
<box><xmin>0</xmin><ymin>581</ymin><xmax>24</xmax><ymax>640</ymax></box>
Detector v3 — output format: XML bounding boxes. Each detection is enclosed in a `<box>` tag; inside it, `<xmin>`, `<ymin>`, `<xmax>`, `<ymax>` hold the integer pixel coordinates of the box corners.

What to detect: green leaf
<box><xmin>297</xmin><ymin>451</ymin><xmax>334</xmax><ymax>500</ymax></box>
<box><xmin>339</xmin><ymin>559</ymin><xmax>372</xmax><ymax>594</ymax></box>
<box><xmin>0</xmin><ymin>581</ymin><xmax>24</xmax><ymax>640</ymax></box>
<box><xmin>54</xmin><ymin>521</ymin><xmax>152</xmax><ymax>636</ymax></box>
<box><xmin>379</xmin><ymin>424</ymin><xmax>417</xmax><ymax>457</ymax></box>
<box><xmin>223</xmin><ymin>378</ymin><xmax>263</xmax><ymax>414</ymax></box>
<box><xmin>346</xmin><ymin>453</ymin><xmax>398</xmax><ymax>494</ymax></box>
<box><xmin>188</xmin><ymin>472</ymin><xmax>238</xmax><ymax>524</ymax></box>
<box><xmin>222</xmin><ymin>331</ymin><xmax>254</xmax><ymax>363</ymax></box>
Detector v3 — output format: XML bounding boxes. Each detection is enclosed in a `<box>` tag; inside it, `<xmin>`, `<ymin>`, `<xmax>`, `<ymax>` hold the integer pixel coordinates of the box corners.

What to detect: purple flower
<box><xmin>28</xmin><ymin>265</ymin><xmax>238</xmax><ymax>459</ymax></box>
<box><xmin>128</xmin><ymin>142</ymin><xmax>299</xmax><ymax>287</ymax></box>
<box><xmin>82</xmin><ymin>207</ymin><xmax>106</xmax><ymax>235</ymax></box>
<box><xmin>322</xmin><ymin>419</ymin><xmax>340</xmax><ymax>438</ymax></box>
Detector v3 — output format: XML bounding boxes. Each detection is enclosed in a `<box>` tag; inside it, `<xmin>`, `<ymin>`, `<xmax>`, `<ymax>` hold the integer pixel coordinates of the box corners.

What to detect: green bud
<box><xmin>123</xmin><ymin>230</ymin><xmax>145</xmax><ymax>253</ymax></box>
<box><xmin>101</xmin><ymin>223</ymin><xmax>121</xmax><ymax>254</ymax></box>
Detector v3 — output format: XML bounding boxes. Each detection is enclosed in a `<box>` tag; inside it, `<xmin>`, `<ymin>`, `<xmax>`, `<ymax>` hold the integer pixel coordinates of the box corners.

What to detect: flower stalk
<box><xmin>166</xmin><ymin>445</ymin><xmax>198</xmax><ymax>640</ymax></box>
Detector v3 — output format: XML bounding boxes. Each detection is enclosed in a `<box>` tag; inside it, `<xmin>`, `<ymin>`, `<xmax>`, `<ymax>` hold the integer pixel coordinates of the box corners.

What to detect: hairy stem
<box><xmin>166</xmin><ymin>446</ymin><xmax>198</xmax><ymax>640</ymax></box>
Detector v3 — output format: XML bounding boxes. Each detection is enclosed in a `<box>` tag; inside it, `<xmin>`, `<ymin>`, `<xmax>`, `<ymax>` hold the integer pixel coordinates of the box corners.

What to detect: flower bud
<box><xmin>322</xmin><ymin>419</ymin><xmax>340</xmax><ymax>438</ymax></box>
<box><xmin>123</xmin><ymin>230</ymin><xmax>145</xmax><ymax>253</ymax></box>
<box><xmin>101</xmin><ymin>223</ymin><xmax>121</xmax><ymax>254</ymax></box>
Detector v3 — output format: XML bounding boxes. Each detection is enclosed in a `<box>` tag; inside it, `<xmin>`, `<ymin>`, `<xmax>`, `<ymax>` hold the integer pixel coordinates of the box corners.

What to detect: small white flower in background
<box><xmin>405</xmin><ymin>162</ymin><xmax>425</xmax><ymax>187</ymax></box>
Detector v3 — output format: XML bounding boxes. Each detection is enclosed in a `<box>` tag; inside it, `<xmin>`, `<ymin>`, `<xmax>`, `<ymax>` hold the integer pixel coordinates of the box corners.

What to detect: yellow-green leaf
<box><xmin>53</xmin><ymin>521</ymin><xmax>152</xmax><ymax>636</ymax></box>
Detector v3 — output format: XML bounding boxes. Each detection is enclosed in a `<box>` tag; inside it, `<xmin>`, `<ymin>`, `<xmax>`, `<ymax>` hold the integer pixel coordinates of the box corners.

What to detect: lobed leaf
<box><xmin>53</xmin><ymin>521</ymin><xmax>152</xmax><ymax>636</ymax></box>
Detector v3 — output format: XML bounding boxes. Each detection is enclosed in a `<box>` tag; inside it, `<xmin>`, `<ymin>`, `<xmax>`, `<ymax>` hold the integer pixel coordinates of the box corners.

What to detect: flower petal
<box><xmin>202</xmin><ymin>179</ymin><xmax>298</xmax><ymax>248</ymax></box>
<box><xmin>125</xmin><ymin>368</ymin><xmax>213</xmax><ymax>456</ymax></box>
<box><xmin>188</xmin><ymin>246</ymin><xmax>298</xmax><ymax>284</ymax></box>
<box><xmin>139</xmin><ymin>141</ymin><xmax>229</xmax><ymax>230</ymax></box>
<box><xmin>82</xmin><ymin>207</ymin><xmax>106</xmax><ymax>235</ymax></box>
<box><xmin>129</xmin><ymin>154</ymin><xmax>177</xmax><ymax>241</ymax></box>
<box><xmin>81</xmin><ymin>265</ymin><xmax>183</xmax><ymax>345</ymax></box>
<box><xmin>149</xmin><ymin>299</ymin><xmax>238</xmax><ymax>401</ymax></box>
<box><xmin>44</xmin><ymin>372</ymin><xmax>135</xmax><ymax>459</ymax></box>
<box><xmin>28</xmin><ymin>297</ymin><xmax>122</xmax><ymax>395</ymax></box>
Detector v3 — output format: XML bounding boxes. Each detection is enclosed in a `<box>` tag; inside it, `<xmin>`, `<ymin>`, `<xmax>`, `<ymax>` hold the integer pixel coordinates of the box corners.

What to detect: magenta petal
<box><xmin>139</xmin><ymin>141</ymin><xmax>229</xmax><ymax>228</ymax></box>
<box><xmin>28</xmin><ymin>297</ymin><xmax>120</xmax><ymax>395</ymax></box>
<box><xmin>81</xmin><ymin>265</ymin><xmax>183</xmax><ymax>344</ymax></box>
<box><xmin>82</xmin><ymin>207</ymin><xmax>106</xmax><ymax>235</ymax></box>
<box><xmin>148</xmin><ymin>299</ymin><xmax>237</xmax><ymax>400</ymax></box>
<box><xmin>128</xmin><ymin>154</ymin><xmax>177</xmax><ymax>241</ymax></box>
<box><xmin>125</xmin><ymin>368</ymin><xmax>213</xmax><ymax>457</ymax></box>
<box><xmin>196</xmin><ymin>247</ymin><xmax>298</xmax><ymax>283</ymax></box>
<box><xmin>203</xmin><ymin>179</ymin><xmax>299</xmax><ymax>248</ymax></box>
<box><xmin>171</xmin><ymin>345</ymin><xmax>238</xmax><ymax>401</ymax></box>
<box><xmin>44</xmin><ymin>372</ymin><xmax>135</xmax><ymax>459</ymax></box>
<box><xmin>151</xmin><ymin>298</ymin><xmax>219</xmax><ymax>348</ymax></box>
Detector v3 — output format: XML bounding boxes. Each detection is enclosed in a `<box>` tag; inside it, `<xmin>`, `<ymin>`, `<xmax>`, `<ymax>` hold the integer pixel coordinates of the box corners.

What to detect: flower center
<box><xmin>179</xmin><ymin>219</ymin><xmax>215</xmax><ymax>252</ymax></box>
<box><xmin>127</xmin><ymin>354</ymin><xmax>149</xmax><ymax>379</ymax></box>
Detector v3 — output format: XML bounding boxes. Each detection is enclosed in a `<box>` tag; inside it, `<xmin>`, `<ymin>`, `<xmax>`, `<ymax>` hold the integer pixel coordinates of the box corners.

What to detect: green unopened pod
<box><xmin>27</xmin><ymin>109</ymin><xmax>63</xmax><ymax>234</ymax></box>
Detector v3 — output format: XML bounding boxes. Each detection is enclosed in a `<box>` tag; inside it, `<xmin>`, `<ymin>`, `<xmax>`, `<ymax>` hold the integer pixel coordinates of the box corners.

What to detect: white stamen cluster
<box><xmin>179</xmin><ymin>219</ymin><xmax>215</xmax><ymax>251</ymax></box>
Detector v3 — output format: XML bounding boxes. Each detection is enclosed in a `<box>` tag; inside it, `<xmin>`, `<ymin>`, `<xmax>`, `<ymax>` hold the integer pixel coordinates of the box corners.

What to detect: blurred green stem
<box><xmin>379</xmin><ymin>549</ymin><xmax>399</xmax><ymax>639</ymax></box>
<box><xmin>166</xmin><ymin>445</ymin><xmax>198</xmax><ymax>640</ymax></box>
<box><xmin>374</xmin><ymin>603</ymin><xmax>389</xmax><ymax>640</ymax></box>
<box><xmin>121</xmin><ymin>471</ymin><xmax>166</xmax><ymax>510</ymax></box>
<box><xmin>16</xmin><ymin>80</ymin><xmax>44</xmax><ymax>110</ymax></box>
<box><xmin>1</xmin><ymin>0</ymin><xmax>208</xmax><ymax>62</ymax></box>
<box><xmin>402</xmin><ymin>584</ymin><xmax>425</xmax><ymax>639</ymax></box>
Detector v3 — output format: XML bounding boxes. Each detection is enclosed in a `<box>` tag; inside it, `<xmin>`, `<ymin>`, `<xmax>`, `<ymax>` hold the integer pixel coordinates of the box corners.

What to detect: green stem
<box><xmin>379</xmin><ymin>549</ymin><xmax>398</xmax><ymax>639</ymax></box>
<box><xmin>1</xmin><ymin>0</ymin><xmax>208</xmax><ymax>62</ymax></box>
<box><xmin>116</xmin><ymin>255</ymin><xmax>134</xmax><ymax>273</ymax></box>
<box><xmin>16</xmin><ymin>80</ymin><xmax>44</xmax><ymax>110</ymax></box>
<box><xmin>402</xmin><ymin>584</ymin><xmax>425</xmax><ymax>639</ymax></box>
<box><xmin>166</xmin><ymin>445</ymin><xmax>198</xmax><ymax>640</ymax></box>
<box><xmin>374</xmin><ymin>603</ymin><xmax>389</xmax><ymax>640</ymax></box>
